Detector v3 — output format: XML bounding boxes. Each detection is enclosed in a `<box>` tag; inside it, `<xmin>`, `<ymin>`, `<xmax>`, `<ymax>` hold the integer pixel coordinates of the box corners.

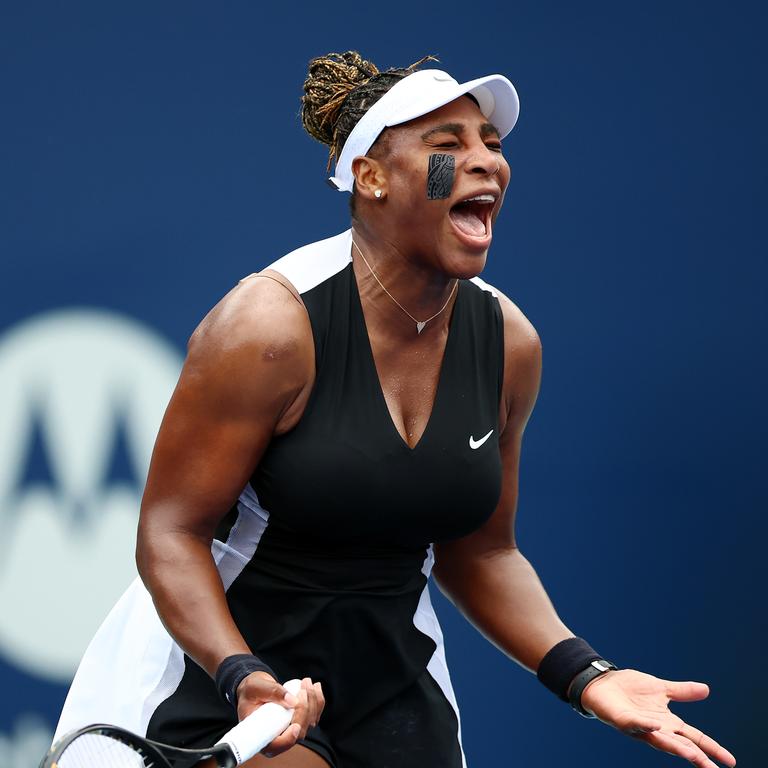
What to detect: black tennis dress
<box><xmin>54</xmin><ymin>229</ymin><xmax>506</xmax><ymax>767</ymax></box>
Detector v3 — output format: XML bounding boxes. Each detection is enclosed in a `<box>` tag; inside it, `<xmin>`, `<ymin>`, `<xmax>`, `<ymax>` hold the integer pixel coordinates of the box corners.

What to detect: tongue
<box><xmin>449</xmin><ymin>206</ymin><xmax>486</xmax><ymax>237</ymax></box>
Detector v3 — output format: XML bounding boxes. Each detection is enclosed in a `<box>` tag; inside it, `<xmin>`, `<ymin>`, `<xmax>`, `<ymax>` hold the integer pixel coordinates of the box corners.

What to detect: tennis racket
<box><xmin>40</xmin><ymin>678</ymin><xmax>303</xmax><ymax>767</ymax></box>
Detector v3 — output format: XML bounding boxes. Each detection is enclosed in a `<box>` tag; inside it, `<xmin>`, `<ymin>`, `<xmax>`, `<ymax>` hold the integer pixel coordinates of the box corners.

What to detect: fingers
<box><xmin>293</xmin><ymin>678</ymin><xmax>326</xmax><ymax>737</ymax></box>
<box><xmin>663</xmin><ymin>679</ymin><xmax>711</xmax><ymax>702</ymax></box>
<box><xmin>305</xmin><ymin>679</ymin><xmax>327</xmax><ymax>726</ymax></box>
<box><xmin>612</xmin><ymin>710</ymin><xmax>663</xmax><ymax>736</ymax></box>
<box><xmin>262</xmin><ymin>723</ymin><xmax>302</xmax><ymax>758</ymax></box>
<box><xmin>314</xmin><ymin>681</ymin><xmax>326</xmax><ymax>718</ymax></box>
<box><xmin>659</xmin><ymin>680</ymin><xmax>735</xmax><ymax>765</ymax></box>
<box><xmin>638</xmin><ymin>724</ymin><xmax>737</xmax><ymax>768</ymax></box>
<box><xmin>676</xmin><ymin>723</ymin><xmax>737</xmax><ymax>767</ymax></box>
<box><xmin>297</xmin><ymin>679</ymin><xmax>315</xmax><ymax>736</ymax></box>
<box><xmin>262</xmin><ymin>677</ymin><xmax>326</xmax><ymax>757</ymax></box>
<box><xmin>642</xmin><ymin>730</ymin><xmax>722</xmax><ymax>768</ymax></box>
<box><xmin>262</xmin><ymin>686</ymin><xmax>309</xmax><ymax>758</ymax></box>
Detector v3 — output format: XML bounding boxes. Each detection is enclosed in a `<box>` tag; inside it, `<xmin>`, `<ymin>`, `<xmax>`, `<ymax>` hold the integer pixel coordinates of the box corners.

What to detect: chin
<box><xmin>437</xmin><ymin>227</ymin><xmax>491</xmax><ymax>279</ymax></box>
<box><xmin>441</xmin><ymin>246</ymin><xmax>489</xmax><ymax>280</ymax></box>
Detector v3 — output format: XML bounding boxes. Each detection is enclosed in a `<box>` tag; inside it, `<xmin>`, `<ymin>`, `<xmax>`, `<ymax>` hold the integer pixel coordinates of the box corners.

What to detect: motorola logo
<box><xmin>0</xmin><ymin>309</ymin><xmax>182</xmax><ymax>682</ymax></box>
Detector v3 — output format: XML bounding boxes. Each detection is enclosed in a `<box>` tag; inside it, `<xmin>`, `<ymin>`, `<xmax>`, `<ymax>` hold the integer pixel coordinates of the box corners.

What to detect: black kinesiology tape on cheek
<box><xmin>426</xmin><ymin>153</ymin><xmax>455</xmax><ymax>199</ymax></box>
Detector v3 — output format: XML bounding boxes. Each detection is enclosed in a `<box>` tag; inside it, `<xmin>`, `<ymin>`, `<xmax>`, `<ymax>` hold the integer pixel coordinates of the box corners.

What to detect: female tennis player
<box><xmin>54</xmin><ymin>51</ymin><xmax>737</xmax><ymax>768</ymax></box>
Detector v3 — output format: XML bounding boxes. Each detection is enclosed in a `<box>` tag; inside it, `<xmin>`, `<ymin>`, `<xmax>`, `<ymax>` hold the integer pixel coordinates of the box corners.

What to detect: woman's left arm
<box><xmin>432</xmin><ymin>294</ymin><xmax>736</xmax><ymax>768</ymax></box>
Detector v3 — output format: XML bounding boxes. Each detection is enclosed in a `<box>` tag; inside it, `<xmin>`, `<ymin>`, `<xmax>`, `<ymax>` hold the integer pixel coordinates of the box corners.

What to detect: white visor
<box><xmin>327</xmin><ymin>68</ymin><xmax>520</xmax><ymax>193</ymax></box>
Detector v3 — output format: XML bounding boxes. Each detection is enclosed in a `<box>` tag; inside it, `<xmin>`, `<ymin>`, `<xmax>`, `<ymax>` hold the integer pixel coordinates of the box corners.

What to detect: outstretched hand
<box><xmin>580</xmin><ymin>669</ymin><xmax>736</xmax><ymax>768</ymax></box>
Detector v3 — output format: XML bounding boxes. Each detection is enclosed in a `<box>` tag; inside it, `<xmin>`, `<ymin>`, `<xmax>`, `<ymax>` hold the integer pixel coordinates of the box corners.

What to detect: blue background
<box><xmin>1</xmin><ymin>1</ymin><xmax>764</xmax><ymax>766</ymax></box>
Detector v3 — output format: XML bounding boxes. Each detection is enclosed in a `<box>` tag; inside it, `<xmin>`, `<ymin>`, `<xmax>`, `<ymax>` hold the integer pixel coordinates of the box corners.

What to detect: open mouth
<box><xmin>448</xmin><ymin>194</ymin><xmax>495</xmax><ymax>240</ymax></box>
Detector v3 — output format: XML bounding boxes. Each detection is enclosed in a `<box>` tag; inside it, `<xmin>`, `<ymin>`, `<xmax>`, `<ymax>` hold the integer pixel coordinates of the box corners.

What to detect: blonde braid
<box><xmin>301</xmin><ymin>51</ymin><xmax>438</xmax><ymax>171</ymax></box>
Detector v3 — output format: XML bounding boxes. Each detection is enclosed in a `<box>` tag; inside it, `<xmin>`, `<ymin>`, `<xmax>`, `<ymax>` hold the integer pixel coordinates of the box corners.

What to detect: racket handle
<box><xmin>216</xmin><ymin>678</ymin><xmax>302</xmax><ymax>765</ymax></box>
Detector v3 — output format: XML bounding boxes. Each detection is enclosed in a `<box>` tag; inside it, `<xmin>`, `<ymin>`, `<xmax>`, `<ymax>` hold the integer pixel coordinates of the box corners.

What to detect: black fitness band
<box><xmin>567</xmin><ymin>659</ymin><xmax>619</xmax><ymax>717</ymax></box>
<box><xmin>536</xmin><ymin>636</ymin><xmax>604</xmax><ymax>702</ymax></box>
<box><xmin>215</xmin><ymin>653</ymin><xmax>278</xmax><ymax>709</ymax></box>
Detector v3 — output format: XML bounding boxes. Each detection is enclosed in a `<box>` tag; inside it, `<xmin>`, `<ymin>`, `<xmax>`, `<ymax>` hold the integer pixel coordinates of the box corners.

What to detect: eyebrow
<box><xmin>421</xmin><ymin>122</ymin><xmax>464</xmax><ymax>140</ymax></box>
<box><xmin>420</xmin><ymin>121</ymin><xmax>501</xmax><ymax>141</ymax></box>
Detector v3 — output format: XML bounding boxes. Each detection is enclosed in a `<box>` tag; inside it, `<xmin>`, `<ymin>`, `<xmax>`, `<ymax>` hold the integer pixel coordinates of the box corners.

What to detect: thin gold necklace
<box><xmin>352</xmin><ymin>239</ymin><xmax>458</xmax><ymax>335</ymax></box>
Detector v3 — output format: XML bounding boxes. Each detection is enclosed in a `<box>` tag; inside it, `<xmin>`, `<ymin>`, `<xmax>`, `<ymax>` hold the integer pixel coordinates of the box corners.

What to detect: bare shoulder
<box><xmin>487</xmin><ymin>284</ymin><xmax>542</xmax><ymax>435</ymax></box>
<box><xmin>184</xmin><ymin>272</ymin><xmax>314</xmax><ymax>431</ymax></box>
<box><xmin>190</xmin><ymin>271</ymin><xmax>308</xmax><ymax>352</ymax></box>
<box><xmin>493</xmin><ymin>287</ymin><xmax>541</xmax><ymax>358</ymax></box>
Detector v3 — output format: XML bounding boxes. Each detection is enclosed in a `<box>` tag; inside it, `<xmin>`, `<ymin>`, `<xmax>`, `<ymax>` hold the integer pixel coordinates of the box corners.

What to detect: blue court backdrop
<box><xmin>0</xmin><ymin>2</ymin><xmax>764</xmax><ymax>766</ymax></box>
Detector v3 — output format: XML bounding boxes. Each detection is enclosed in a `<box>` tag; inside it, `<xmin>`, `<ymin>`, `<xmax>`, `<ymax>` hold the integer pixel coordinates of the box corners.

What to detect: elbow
<box><xmin>135</xmin><ymin>515</ymin><xmax>155</xmax><ymax>584</ymax></box>
<box><xmin>134</xmin><ymin>504</ymin><xmax>170</xmax><ymax>586</ymax></box>
<box><xmin>134</xmin><ymin>502</ymin><xmax>215</xmax><ymax>589</ymax></box>
<box><xmin>433</xmin><ymin>533</ymin><xmax>518</xmax><ymax>575</ymax></box>
<box><xmin>432</xmin><ymin>539</ymin><xmax>521</xmax><ymax>598</ymax></box>
<box><xmin>431</xmin><ymin>552</ymin><xmax>469</xmax><ymax>602</ymax></box>
<box><xmin>431</xmin><ymin>566</ymin><xmax>461</xmax><ymax>608</ymax></box>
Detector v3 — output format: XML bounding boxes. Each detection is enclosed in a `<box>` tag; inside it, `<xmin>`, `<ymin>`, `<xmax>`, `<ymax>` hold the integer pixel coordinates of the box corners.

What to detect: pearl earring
<box><xmin>374</xmin><ymin>189</ymin><xmax>383</xmax><ymax>199</ymax></box>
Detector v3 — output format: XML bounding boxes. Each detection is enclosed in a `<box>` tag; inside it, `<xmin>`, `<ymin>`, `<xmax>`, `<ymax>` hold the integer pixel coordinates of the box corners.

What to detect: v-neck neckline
<box><xmin>349</xmin><ymin>259</ymin><xmax>462</xmax><ymax>453</ymax></box>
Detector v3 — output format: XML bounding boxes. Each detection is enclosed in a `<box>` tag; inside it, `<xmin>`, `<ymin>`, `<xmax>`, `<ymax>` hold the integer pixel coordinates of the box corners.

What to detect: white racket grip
<box><xmin>215</xmin><ymin>678</ymin><xmax>302</xmax><ymax>765</ymax></box>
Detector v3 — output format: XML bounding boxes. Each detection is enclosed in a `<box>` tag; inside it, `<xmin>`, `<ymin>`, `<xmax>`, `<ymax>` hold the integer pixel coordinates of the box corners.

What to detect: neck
<box><xmin>351</xmin><ymin>224</ymin><xmax>457</xmax><ymax>336</ymax></box>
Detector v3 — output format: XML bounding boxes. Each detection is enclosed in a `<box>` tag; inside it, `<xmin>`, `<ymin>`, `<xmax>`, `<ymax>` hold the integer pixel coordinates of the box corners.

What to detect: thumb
<box><xmin>259</xmin><ymin>676</ymin><xmax>299</xmax><ymax>708</ymax></box>
<box><xmin>241</xmin><ymin>672</ymin><xmax>299</xmax><ymax>707</ymax></box>
<box><xmin>237</xmin><ymin>676</ymin><xmax>298</xmax><ymax>720</ymax></box>
<box><xmin>663</xmin><ymin>679</ymin><xmax>710</xmax><ymax>702</ymax></box>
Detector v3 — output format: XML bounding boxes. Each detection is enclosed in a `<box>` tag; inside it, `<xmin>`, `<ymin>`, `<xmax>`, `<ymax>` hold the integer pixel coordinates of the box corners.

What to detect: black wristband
<box><xmin>536</xmin><ymin>637</ymin><xmax>603</xmax><ymax>702</ymax></box>
<box><xmin>215</xmin><ymin>653</ymin><xmax>278</xmax><ymax>709</ymax></box>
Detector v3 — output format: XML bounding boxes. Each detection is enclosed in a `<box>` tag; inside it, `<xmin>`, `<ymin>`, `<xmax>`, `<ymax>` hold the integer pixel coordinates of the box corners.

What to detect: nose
<box><xmin>465</xmin><ymin>145</ymin><xmax>500</xmax><ymax>177</ymax></box>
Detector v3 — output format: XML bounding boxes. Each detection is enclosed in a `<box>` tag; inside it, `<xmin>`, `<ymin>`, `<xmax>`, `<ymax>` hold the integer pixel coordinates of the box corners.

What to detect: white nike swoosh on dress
<box><xmin>469</xmin><ymin>429</ymin><xmax>494</xmax><ymax>449</ymax></box>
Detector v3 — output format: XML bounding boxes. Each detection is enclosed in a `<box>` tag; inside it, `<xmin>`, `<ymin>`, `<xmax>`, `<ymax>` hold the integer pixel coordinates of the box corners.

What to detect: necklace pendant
<box><xmin>416</xmin><ymin>321</ymin><xmax>427</xmax><ymax>334</ymax></box>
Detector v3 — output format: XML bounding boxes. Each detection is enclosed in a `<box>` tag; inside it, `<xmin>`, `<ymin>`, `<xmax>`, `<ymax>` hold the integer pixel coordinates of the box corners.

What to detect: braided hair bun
<box><xmin>301</xmin><ymin>51</ymin><xmax>437</xmax><ymax>170</ymax></box>
<box><xmin>301</xmin><ymin>52</ymin><xmax>380</xmax><ymax>148</ymax></box>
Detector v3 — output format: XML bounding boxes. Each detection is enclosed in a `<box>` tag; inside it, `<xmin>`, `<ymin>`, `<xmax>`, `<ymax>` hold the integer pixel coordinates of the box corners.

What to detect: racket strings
<box><xmin>55</xmin><ymin>732</ymin><xmax>157</xmax><ymax>768</ymax></box>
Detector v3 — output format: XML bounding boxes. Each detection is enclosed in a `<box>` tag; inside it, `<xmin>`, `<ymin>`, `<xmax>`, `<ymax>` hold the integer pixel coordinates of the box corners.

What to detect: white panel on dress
<box><xmin>213</xmin><ymin>482</ymin><xmax>270</xmax><ymax>591</ymax></box>
<box><xmin>53</xmin><ymin>576</ymin><xmax>176</xmax><ymax>741</ymax></box>
<box><xmin>412</xmin><ymin>545</ymin><xmax>468</xmax><ymax>768</ymax></box>
<box><xmin>469</xmin><ymin>275</ymin><xmax>499</xmax><ymax>297</ymax></box>
<box><xmin>53</xmin><ymin>483</ymin><xmax>271</xmax><ymax>742</ymax></box>
<box><xmin>266</xmin><ymin>229</ymin><xmax>353</xmax><ymax>295</ymax></box>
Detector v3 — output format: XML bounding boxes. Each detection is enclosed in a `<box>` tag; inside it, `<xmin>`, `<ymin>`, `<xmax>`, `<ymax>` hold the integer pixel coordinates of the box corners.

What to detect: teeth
<box><xmin>463</xmin><ymin>194</ymin><xmax>496</xmax><ymax>203</ymax></box>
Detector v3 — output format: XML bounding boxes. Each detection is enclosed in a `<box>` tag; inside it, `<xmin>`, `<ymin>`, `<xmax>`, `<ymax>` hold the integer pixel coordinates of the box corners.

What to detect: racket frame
<box><xmin>40</xmin><ymin>723</ymin><xmax>237</xmax><ymax>768</ymax></box>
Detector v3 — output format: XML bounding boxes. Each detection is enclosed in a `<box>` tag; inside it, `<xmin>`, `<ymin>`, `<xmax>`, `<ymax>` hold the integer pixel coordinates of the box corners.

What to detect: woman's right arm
<box><xmin>135</xmin><ymin>275</ymin><xmax>319</xmax><ymax>740</ymax></box>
